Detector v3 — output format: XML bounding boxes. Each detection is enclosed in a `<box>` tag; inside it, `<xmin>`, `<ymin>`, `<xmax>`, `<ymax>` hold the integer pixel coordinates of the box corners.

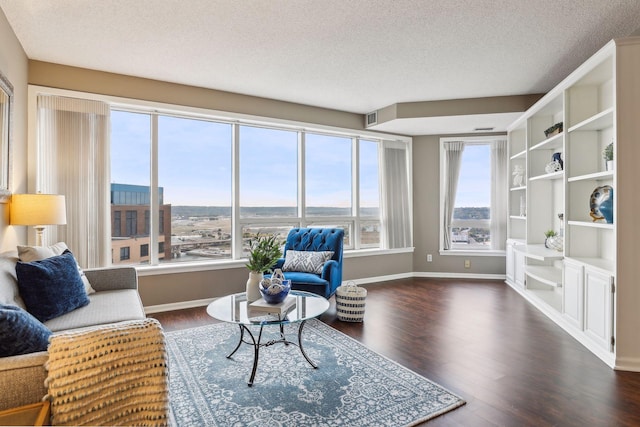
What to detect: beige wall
<box><xmin>0</xmin><ymin>7</ymin><xmax>28</xmax><ymax>251</ymax></box>
<box><xmin>2</xmin><ymin>21</ymin><xmax>505</xmax><ymax>307</ymax></box>
<box><xmin>28</xmin><ymin>61</ymin><xmax>364</xmax><ymax>131</ymax></box>
<box><xmin>412</xmin><ymin>134</ymin><xmax>506</xmax><ymax>275</ymax></box>
<box><xmin>139</xmin><ymin>251</ymin><xmax>415</xmax><ymax>307</ymax></box>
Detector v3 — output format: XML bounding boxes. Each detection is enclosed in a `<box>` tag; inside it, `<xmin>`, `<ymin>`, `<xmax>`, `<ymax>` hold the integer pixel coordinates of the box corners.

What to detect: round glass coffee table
<box><xmin>206</xmin><ymin>290</ymin><xmax>330</xmax><ymax>386</ymax></box>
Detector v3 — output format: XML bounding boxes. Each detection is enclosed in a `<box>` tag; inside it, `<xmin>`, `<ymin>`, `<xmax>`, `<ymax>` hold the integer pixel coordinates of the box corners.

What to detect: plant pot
<box><xmin>246</xmin><ymin>271</ymin><xmax>263</xmax><ymax>302</ymax></box>
<box><xmin>545</xmin><ymin>236</ymin><xmax>563</xmax><ymax>252</ymax></box>
<box><xmin>606</xmin><ymin>160</ymin><xmax>614</xmax><ymax>171</ymax></box>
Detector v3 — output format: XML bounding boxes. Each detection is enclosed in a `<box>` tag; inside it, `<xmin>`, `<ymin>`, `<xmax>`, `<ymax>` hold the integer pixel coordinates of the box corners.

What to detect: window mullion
<box><xmin>150</xmin><ymin>113</ymin><xmax>159</xmax><ymax>265</ymax></box>
<box><xmin>232</xmin><ymin>123</ymin><xmax>241</xmax><ymax>259</ymax></box>
<box><xmin>299</xmin><ymin>131</ymin><xmax>305</xmax><ymax>227</ymax></box>
<box><xmin>352</xmin><ymin>137</ymin><xmax>360</xmax><ymax>249</ymax></box>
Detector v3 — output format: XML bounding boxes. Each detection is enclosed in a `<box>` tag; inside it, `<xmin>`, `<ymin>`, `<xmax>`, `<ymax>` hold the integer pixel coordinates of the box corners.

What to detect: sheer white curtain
<box><xmin>442</xmin><ymin>141</ymin><xmax>465</xmax><ymax>250</ymax></box>
<box><xmin>382</xmin><ymin>142</ymin><xmax>412</xmax><ymax>249</ymax></box>
<box><xmin>490</xmin><ymin>139</ymin><xmax>508</xmax><ymax>250</ymax></box>
<box><xmin>36</xmin><ymin>95</ymin><xmax>111</xmax><ymax>268</ymax></box>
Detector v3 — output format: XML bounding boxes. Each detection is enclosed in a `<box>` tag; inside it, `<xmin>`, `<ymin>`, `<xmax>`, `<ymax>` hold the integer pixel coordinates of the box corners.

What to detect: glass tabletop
<box><xmin>206</xmin><ymin>290</ymin><xmax>330</xmax><ymax>325</ymax></box>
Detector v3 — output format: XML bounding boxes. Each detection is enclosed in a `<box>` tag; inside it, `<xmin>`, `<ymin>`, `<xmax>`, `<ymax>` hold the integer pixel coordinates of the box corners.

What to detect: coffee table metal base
<box><xmin>227</xmin><ymin>320</ymin><xmax>317</xmax><ymax>386</ymax></box>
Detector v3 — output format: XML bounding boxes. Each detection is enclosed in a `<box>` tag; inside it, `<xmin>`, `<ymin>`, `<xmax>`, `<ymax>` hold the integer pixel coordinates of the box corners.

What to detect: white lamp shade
<box><xmin>10</xmin><ymin>194</ymin><xmax>67</xmax><ymax>226</ymax></box>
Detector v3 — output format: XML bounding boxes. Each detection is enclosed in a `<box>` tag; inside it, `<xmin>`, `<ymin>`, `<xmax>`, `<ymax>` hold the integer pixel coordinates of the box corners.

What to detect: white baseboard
<box><xmin>414</xmin><ymin>271</ymin><xmax>507</xmax><ymax>280</ymax></box>
<box><xmin>614</xmin><ymin>357</ymin><xmax>640</xmax><ymax>372</ymax></box>
<box><xmin>145</xmin><ymin>297</ymin><xmax>215</xmax><ymax>314</ymax></box>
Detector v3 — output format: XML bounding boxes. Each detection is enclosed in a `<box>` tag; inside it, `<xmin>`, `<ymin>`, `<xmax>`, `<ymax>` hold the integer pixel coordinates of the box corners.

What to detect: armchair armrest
<box><xmin>274</xmin><ymin>258</ymin><xmax>285</xmax><ymax>270</ymax></box>
<box><xmin>83</xmin><ymin>266</ymin><xmax>138</xmax><ymax>292</ymax></box>
<box><xmin>321</xmin><ymin>260</ymin><xmax>342</xmax><ymax>296</ymax></box>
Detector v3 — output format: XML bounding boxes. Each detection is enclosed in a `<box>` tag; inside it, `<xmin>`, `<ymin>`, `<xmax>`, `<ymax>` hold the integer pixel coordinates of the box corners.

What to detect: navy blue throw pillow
<box><xmin>0</xmin><ymin>304</ymin><xmax>52</xmax><ymax>357</ymax></box>
<box><xmin>15</xmin><ymin>250</ymin><xmax>90</xmax><ymax>322</ymax></box>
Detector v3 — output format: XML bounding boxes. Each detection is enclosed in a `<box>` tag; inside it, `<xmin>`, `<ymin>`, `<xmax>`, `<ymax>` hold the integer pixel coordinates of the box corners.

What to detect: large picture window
<box><xmin>37</xmin><ymin>92</ymin><xmax>412</xmax><ymax>269</ymax></box>
<box><xmin>440</xmin><ymin>137</ymin><xmax>507</xmax><ymax>253</ymax></box>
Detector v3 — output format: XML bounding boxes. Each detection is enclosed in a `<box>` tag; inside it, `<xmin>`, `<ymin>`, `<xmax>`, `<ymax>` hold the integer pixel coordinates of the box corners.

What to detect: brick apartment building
<box><xmin>111</xmin><ymin>183</ymin><xmax>172</xmax><ymax>264</ymax></box>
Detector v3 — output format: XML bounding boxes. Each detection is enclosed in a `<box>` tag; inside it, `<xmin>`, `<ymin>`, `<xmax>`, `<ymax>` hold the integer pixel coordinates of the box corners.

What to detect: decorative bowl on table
<box><xmin>259</xmin><ymin>279</ymin><xmax>291</xmax><ymax>304</ymax></box>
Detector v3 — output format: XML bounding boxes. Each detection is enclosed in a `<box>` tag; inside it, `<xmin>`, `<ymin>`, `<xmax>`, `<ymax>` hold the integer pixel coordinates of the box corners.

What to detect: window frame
<box><xmin>28</xmin><ymin>84</ymin><xmax>413</xmax><ymax>274</ymax></box>
<box><xmin>439</xmin><ymin>136</ymin><xmax>505</xmax><ymax>257</ymax></box>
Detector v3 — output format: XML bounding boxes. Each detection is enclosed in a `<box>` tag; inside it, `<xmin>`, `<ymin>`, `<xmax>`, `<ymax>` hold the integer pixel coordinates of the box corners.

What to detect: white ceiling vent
<box><xmin>365</xmin><ymin>111</ymin><xmax>378</xmax><ymax>128</ymax></box>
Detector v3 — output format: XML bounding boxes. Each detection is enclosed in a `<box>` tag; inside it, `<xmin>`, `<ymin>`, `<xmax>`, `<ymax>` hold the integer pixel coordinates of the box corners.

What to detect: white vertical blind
<box><xmin>36</xmin><ymin>95</ymin><xmax>111</xmax><ymax>268</ymax></box>
<box><xmin>491</xmin><ymin>139</ymin><xmax>508</xmax><ymax>250</ymax></box>
<box><xmin>383</xmin><ymin>142</ymin><xmax>411</xmax><ymax>249</ymax></box>
<box><xmin>442</xmin><ymin>141</ymin><xmax>465</xmax><ymax>250</ymax></box>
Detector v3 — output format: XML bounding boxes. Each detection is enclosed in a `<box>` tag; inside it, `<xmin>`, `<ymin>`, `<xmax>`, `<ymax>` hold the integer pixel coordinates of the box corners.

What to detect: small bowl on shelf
<box><xmin>259</xmin><ymin>280</ymin><xmax>291</xmax><ymax>304</ymax></box>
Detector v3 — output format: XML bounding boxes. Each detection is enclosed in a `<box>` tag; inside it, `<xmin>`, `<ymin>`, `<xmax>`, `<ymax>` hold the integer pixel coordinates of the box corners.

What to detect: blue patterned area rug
<box><xmin>166</xmin><ymin>319</ymin><xmax>465</xmax><ymax>426</ymax></box>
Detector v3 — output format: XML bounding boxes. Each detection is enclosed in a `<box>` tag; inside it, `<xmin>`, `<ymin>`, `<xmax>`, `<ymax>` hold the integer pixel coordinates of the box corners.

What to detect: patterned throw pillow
<box><xmin>282</xmin><ymin>250</ymin><xmax>334</xmax><ymax>275</ymax></box>
<box><xmin>0</xmin><ymin>303</ymin><xmax>52</xmax><ymax>357</ymax></box>
<box><xmin>15</xmin><ymin>251</ymin><xmax>90</xmax><ymax>322</ymax></box>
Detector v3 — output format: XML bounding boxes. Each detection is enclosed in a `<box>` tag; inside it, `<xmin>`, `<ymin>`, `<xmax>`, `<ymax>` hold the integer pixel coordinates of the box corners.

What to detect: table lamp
<box><xmin>10</xmin><ymin>193</ymin><xmax>67</xmax><ymax>246</ymax></box>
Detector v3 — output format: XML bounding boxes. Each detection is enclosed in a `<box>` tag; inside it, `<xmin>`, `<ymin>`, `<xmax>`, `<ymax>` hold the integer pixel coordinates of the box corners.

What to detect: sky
<box><xmin>454</xmin><ymin>144</ymin><xmax>491</xmax><ymax>208</ymax></box>
<box><xmin>110</xmin><ymin>110</ymin><xmax>380</xmax><ymax>207</ymax></box>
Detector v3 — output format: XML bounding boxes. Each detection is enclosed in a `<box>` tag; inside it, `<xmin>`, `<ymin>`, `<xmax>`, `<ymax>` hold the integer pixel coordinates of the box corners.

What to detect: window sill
<box><xmin>135</xmin><ymin>247</ymin><xmax>414</xmax><ymax>277</ymax></box>
<box><xmin>439</xmin><ymin>249</ymin><xmax>505</xmax><ymax>257</ymax></box>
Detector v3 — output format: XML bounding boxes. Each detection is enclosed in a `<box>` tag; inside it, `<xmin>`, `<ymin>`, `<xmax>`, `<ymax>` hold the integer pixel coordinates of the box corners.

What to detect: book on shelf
<box><xmin>248</xmin><ymin>295</ymin><xmax>296</xmax><ymax>316</ymax></box>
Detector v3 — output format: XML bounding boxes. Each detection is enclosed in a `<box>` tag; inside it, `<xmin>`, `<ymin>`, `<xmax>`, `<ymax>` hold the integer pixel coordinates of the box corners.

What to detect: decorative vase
<box><xmin>545</xmin><ymin>236</ymin><xmax>563</xmax><ymax>252</ymax></box>
<box><xmin>246</xmin><ymin>271</ymin><xmax>263</xmax><ymax>302</ymax></box>
<box><xmin>590</xmin><ymin>185</ymin><xmax>614</xmax><ymax>223</ymax></box>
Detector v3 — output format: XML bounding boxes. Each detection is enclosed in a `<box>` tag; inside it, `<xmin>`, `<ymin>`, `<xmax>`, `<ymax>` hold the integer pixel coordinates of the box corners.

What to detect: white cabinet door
<box><xmin>506</xmin><ymin>242</ymin><xmax>515</xmax><ymax>285</ymax></box>
<box><xmin>514</xmin><ymin>250</ymin><xmax>526</xmax><ymax>289</ymax></box>
<box><xmin>584</xmin><ymin>267</ymin><xmax>614</xmax><ymax>352</ymax></box>
<box><xmin>563</xmin><ymin>260</ymin><xmax>584</xmax><ymax>330</ymax></box>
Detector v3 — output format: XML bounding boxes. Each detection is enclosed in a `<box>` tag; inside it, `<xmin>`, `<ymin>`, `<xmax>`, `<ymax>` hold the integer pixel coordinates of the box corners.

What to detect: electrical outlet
<box><xmin>464</xmin><ymin>259</ymin><xmax>471</xmax><ymax>268</ymax></box>
<box><xmin>427</xmin><ymin>254</ymin><xmax>432</xmax><ymax>262</ymax></box>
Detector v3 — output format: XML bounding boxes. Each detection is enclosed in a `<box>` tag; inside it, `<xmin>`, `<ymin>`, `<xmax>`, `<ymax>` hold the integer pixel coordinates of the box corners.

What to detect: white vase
<box><xmin>606</xmin><ymin>160</ymin><xmax>614</xmax><ymax>171</ymax></box>
<box><xmin>246</xmin><ymin>271</ymin><xmax>263</xmax><ymax>302</ymax></box>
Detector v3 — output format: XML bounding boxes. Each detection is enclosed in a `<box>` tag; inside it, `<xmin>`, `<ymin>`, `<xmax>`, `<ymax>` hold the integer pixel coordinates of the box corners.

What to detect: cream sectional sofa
<box><xmin>0</xmin><ymin>252</ymin><xmax>146</xmax><ymax>410</ymax></box>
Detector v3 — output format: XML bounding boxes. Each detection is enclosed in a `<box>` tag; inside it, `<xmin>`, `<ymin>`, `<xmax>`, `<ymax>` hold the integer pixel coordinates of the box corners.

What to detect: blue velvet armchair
<box><xmin>273</xmin><ymin>228</ymin><xmax>344</xmax><ymax>299</ymax></box>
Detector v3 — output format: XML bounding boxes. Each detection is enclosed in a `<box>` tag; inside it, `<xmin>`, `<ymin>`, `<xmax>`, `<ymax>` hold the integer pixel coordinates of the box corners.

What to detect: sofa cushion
<box><xmin>0</xmin><ymin>252</ymin><xmax>25</xmax><ymax>309</ymax></box>
<box><xmin>45</xmin><ymin>289</ymin><xmax>145</xmax><ymax>332</ymax></box>
<box><xmin>18</xmin><ymin>242</ymin><xmax>95</xmax><ymax>295</ymax></box>
<box><xmin>0</xmin><ymin>304</ymin><xmax>52</xmax><ymax>357</ymax></box>
<box><xmin>282</xmin><ymin>250</ymin><xmax>334</xmax><ymax>274</ymax></box>
<box><xmin>16</xmin><ymin>251</ymin><xmax>90</xmax><ymax>322</ymax></box>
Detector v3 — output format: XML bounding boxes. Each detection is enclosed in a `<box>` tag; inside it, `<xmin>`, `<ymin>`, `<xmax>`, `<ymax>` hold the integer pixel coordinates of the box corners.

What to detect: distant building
<box><xmin>111</xmin><ymin>183</ymin><xmax>172</xmax><ymax>264</ymax></box>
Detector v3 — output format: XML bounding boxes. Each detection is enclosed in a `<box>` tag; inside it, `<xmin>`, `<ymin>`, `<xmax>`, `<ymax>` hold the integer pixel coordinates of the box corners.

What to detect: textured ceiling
<box><xmin>2</xmin><ymin>0</ymin><xmax>640</xmax><ymax>132</ymax></box>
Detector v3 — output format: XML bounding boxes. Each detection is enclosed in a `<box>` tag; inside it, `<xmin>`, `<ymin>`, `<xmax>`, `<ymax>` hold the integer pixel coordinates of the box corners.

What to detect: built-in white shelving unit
<box><xmin>505</xmin><ymin>37</ymin><xmax>640</xmax><ymax>371</ymax></box>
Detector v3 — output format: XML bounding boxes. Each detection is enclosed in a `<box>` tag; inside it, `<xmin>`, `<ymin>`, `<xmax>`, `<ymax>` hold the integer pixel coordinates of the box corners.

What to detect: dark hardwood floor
<box><xmin>150</xmin><ymin>278</ymin><xmax>640</xmax><ymax>426</ymax></box>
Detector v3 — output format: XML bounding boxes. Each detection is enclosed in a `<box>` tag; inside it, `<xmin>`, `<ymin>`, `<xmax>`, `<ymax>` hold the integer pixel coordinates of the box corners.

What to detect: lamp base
<box><xmin>34</xmin><ymin>226</ymin><xmax>45</xmax><ymax>247</ymax></box>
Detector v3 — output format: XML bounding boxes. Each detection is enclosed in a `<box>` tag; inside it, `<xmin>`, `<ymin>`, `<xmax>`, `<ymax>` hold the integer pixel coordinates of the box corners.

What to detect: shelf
<box><xmin>527</xmin><ymin>288</ymin><xmax>562</xmax><ymax>312</ymax></box>
<box><xmin>513</xmin><ymin>244</ymin><xmax>564</xmax><ymax>261</ymax></box>
<box><xmin>568</xmin><ymin>107</ymin><xmax>614</xmax><ymax>132</ymax></box>
<box><xmin>568</xmin><ymin>170</ymin><xmax>614</xmax><ymax>182</ymax></box>
<box><xmin>567</xmin><ymin>220</ymin><xmax>614</xmax><ymax>230</ymax></box>
<box><xmin>509</xmin><ymin>215</ymin><xmax>526</xmax><ymax>220</ymax></box>
<box><xmin>526</xmin><ymin>265</ymin><xmax>563</xmax><ymax>287</ymax></box>
<box><xmin>529</xmin><ymin>171</ymin><xmax>564</xmax><ymax>181</ymax></box>
<box><xmin>530</xmin><ymin>133</ymin><xmax>563</xmax><ymax>151</ymax></box>
<box><xmin>510</xmin><ymin>186</ymin><xmax>526</xmax><ymax>191</ymax></box>
<box><xmin>510</xmin><ymin>149</ymin><xmax>526</xmax><ymax>160</ymax></box>
<box><xmin>564</xmin><ymin>256</ymin><xmax>614</xmax><ymax>275</ymax></box>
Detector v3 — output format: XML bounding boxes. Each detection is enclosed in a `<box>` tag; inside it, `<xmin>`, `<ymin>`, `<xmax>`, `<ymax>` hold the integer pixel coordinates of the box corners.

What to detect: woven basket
<box><xmin>336</xmin><ymin>282</ymin><xmax>367</xmax><ymax>322</ymax></box>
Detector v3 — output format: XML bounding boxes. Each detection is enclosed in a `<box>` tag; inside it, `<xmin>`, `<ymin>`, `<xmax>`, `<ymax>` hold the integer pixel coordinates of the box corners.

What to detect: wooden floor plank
<box><xmin>150</xmin><ymin>278</ymin><xmax>640</xmax><ymax>426</ymax></box>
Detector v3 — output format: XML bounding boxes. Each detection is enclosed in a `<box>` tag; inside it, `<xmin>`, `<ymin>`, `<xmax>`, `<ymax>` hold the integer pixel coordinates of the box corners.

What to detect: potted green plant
<box><xmin>245</xmin><ymin>233</ymin><xmax>282</xmax><ymax>301</ymax></box>
<box><xmin>603</xmin><ymin>142</ymin><xmax>614</xmax><ymax>171</ymax></box>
